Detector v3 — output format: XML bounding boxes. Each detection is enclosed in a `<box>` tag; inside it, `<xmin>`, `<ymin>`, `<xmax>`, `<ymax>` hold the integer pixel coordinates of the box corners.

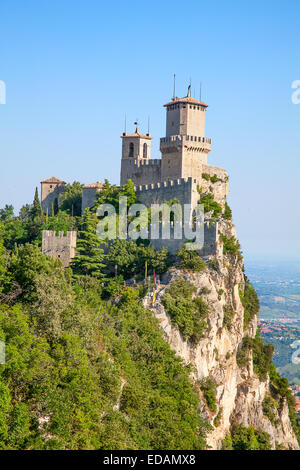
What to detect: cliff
<box><xmin>143</xmin><ymin>216</ymin><xmax>299</xmax><ymax>450</ymax></box>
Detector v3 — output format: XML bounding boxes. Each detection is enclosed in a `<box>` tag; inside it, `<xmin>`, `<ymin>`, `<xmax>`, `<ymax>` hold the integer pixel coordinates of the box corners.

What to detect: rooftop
<box><xmin>121</xmin><ymin>128</ymin><xmax>152</xmax><ymax>140</ymax></box>
<box><xmin>40</xmin><ymin>176</ymin><xmax>66</xmax><ymax>184</ymax></box>
<box><xmin>83</xmin><ymin>181</ymin><xmax>104</xmax><ymax>189</ymax></box>
<box><xmin>164</xmin><ymin>87</ymin><xmax>208</xmax><ymax>108</ymax></box>
<box><xmin>164</xmin><ymin>96</ymin><xmax>208</xmax><ymax>108</ymax></box>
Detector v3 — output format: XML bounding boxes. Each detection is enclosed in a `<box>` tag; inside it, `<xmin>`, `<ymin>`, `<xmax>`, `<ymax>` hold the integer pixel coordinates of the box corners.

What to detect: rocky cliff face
<box><xmin>143</xmin><ymin>216</ymin><xmax>299</xmax><ymax>450</ymax></box>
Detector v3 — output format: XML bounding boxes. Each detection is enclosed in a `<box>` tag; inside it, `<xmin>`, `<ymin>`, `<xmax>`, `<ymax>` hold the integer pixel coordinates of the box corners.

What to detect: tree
<box><xmin>93</xmin><ymin>179</ymin><xmax>137</xmax><ymax>213</ymax></box>
<box><xmin>30</xmin><ymin>188</ymin><xmax>42</xmax><ymax>219</ymax></box>
<box><xmin>71</xmin><ymin>209</ymin><xmax>105</xmax><ymax>279</ymax></box>
<box><xmin>43</xmin><ymin>210</ymin><xmax>74</xmax><ymax>234</ymax></box>
<box><xmin>59</xmin><ymin>181</ymin><xmax>83</xmax><ymax>216</ymax></box>
<box><xmin>0</xmin><ymin>205</ymin><xmax>14</xmax><ymax>221</ymax></box>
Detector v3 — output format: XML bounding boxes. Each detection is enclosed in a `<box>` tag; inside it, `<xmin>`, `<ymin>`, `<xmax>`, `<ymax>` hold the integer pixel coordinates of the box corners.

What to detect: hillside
<box><xmin>0</xmin><ymin>182</ymin><xmax>299</xmax><ymax>450</ymax></box>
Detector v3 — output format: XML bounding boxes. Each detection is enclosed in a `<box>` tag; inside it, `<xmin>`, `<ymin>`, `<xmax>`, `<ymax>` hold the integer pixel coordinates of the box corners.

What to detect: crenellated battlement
<box><xmin>160</xmin><ymin>135</ymin><xmax>211</xmax><ymax>144</ymax></box>
<box><xmin>126</xmin><ymin>158</ymin><xmax>161</xmax><ymax>167</ymax></box>
<box><xmin>135</xmin><ymin>176</ymin><xmax>197</xmax><ymax>193</ymax></box>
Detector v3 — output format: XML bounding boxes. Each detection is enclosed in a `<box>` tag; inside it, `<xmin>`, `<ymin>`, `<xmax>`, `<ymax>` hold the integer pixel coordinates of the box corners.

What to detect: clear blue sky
<box><xmin>0</xmin><ymin>0</ymin><xmax>300</xmax><ymax>259</ymax></box>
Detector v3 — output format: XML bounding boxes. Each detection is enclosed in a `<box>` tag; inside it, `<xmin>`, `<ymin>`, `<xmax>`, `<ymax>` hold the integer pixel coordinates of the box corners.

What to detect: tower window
<box><xmin>143</xmin><ymin>143</ymin><xmax>147</xmax><ymax>158</ymax></box>
<box><xmin>129</xmin><ymin>142</ymin><xmax>134</xmax><ymax>157</ymax></box>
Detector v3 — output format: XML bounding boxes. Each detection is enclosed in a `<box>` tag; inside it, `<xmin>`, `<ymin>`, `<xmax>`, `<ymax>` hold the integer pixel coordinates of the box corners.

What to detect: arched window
<box><xmin>129</xmin><ymin>142</ymin><xmax>134</xmax><ymax>157</ymax></box>
<box><xmin>143</xmin><ymin>143</ymin><xmax>147</xmax><ymax>158</ymax></box>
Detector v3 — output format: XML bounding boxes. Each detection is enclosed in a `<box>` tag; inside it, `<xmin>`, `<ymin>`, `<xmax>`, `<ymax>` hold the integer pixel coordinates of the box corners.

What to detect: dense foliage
<box><xmin>199</xmin><ymin>378</ymin><xmax>217</xmax><ymax>413</ymax></box>
<box><xmin>199</xmin><ymin>193</ymin><xmax>222</xmax><ymax>219</ymax></box>
<box><xmin>161</xmin><ymin>278</ymin><xmax>209</xmax><ymax>343</ymax></box>
<box><xmin>176</xmin><ymin>247</ymin><xmax>207</xmax><ymax>271</ymax></box>
<box><xmin>222</xmin><ymin>425</ymin><xmax>271</xmax><ymax>450</ymax></box>
<box><xmin>239</xmin><ymin>276</ymin><xmax>260</xmax><ymax>330</ymax></box>
<box><xmin>0</xmin><ymin>180</ymin><xmax>299</xmax><ymax>450</ymax></box>
<box><xmin>0</xmin><ymin>245</ymin><xmax>209</xmax><ymax>449</ymax></box>
<box><xmin>105</xmin><ymin>239</ymin><xmax>170</xmax><ymax>279</ymax></box>
<box><xmin>219</xmin><ymin>233</ymin><xmax>242</xmax><ymax>258</ymax></box>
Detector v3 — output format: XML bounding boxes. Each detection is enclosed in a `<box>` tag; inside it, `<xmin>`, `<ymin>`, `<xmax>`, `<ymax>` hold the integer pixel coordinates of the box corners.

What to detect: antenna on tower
<box><xmin>147</xmin><ymin>116</ymin><xmax>150</xmax><ymax>134</ymax></box>
<box><xmin>173</xmin><ymin>73</ymin><xmax>176</xmax><ymax>98</ymax></box>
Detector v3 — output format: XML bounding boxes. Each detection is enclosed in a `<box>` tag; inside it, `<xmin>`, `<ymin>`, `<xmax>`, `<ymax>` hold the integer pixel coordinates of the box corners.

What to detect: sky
<box><xmin>0</xmin><ymin>0</ymin><xmax>300</xmax><ymax>261</ymax></box>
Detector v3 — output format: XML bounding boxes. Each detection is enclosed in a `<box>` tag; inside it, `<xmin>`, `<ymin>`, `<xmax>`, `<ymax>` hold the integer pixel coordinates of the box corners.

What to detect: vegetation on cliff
<box><xmin>0</xmin><ymin>183</ymin><xmax>299</xmax><ymax>450</ymax></box>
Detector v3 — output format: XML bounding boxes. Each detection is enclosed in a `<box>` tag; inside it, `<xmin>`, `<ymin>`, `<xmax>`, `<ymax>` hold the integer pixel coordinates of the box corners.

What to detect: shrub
<box><xmin>223</xmin><ymin>305</ymin><xmax>235</xmax><ymax>330</ymax></box>
<box><xmin>219</xmin><ymin>233</ymin><xmax>242</xmax><ymax>258</ymax></box>
<box><xmin>199</xmin><ymin>194</ymin><xmax>222</xmax><ymax>219</ymax></box>
<box><xmin>223</xmin><ymin>202</ymin><xmax>232</xmax><ymax>220</ymax></box>
<box><xmin>210</xmin><ymin>174</ymin><xmax>219</xmax><ymax>183</ymax></box>
<box><xmin>177</xmin><ymin>247</ymin><xmax>207</xmax><ymax>271</ymax></box>
<box><xmin>239</xmin><ymin>276</ymin><xmax>259</xmax><ymax>330</ymax></box>
<box><xmin>200</xmin><ymin>377</ymin><xmax>217</xmax><ymax>413</ymax></box>
<box><xmin>162</xmin><ymin>278</ymin><xmax>209</xmax><ymax>343</ymax></box>
<box><xmin>237</xmin><ymin>335</ymin><xmax>273</xmax><ymax>381</ymax></box>
<box><xmin>236</xmin><ymin>336</ymin><xmax>253</xmax><ymax>368</ymax></box>
<box><xmin>213</xmin><ymin>407</ymin><xmax>223</xmax><ymax>427</ymax></box>
<box><xmin>209</xmin><ymin>258</ymin><xmax>218</xmax><ymax>271</ymax></box>
<box><xmin>221</xmin><ymin>433</ymin><xmax>233</xmax><ymax>450</ymax></box>
<box><xmin>202</xmin><ymin>173</ymin><xmax>210</xmax><ymax>181</ymax></box>
<box><xmin>230</xmin><ymin>424</ymin><xmax>271</xmax><ymax>450</ymax></box>
<box><xmin>262</xmin><ymin>395</ymin><xmax>278</xmax><ymax>425</ymax></box>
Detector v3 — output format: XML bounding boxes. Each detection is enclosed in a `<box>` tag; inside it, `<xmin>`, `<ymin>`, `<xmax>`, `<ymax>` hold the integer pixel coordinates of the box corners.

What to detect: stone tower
<box><xmin>120</xmin><ymin>128</ymin><xmax>154</xmax><ymax>186</ymax></box>
<box><xmin>42</xmin><ymin>230</ymin><xmax>77</xmax><ymax>268</ymax></box>
<box><xmin>40</xmin><ymin>176</ymin><xmax>67</xmax><ymax>214</ymax></box>
<box><xmin>160</xmin><ymin>87</ymin><xmax>211</xmax><ymax>182</ymax></box>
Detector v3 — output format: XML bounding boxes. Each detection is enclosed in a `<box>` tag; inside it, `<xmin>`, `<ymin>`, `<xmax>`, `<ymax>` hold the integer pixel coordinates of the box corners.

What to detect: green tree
<box><xmin>0</xmin><ymin>205</ymin><xmax>14</xmax><ymax>221</ymax></box>
<box><xmin>59</xmin><ymin>181</ymin><xmax>83</xmax><ymax>216</ymax></box>
<box><xmin>71</xmin><ymin>209</ymin><xmax>105</xmax><ymax>279</ymax></box>
<box><xmin>30</xmin><ymin>188</ymin><xmax>43</xmax><ymax>219</ymax></box>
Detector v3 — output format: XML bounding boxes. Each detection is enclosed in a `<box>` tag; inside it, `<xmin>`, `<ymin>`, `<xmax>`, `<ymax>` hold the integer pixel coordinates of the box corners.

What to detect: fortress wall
<box><xmin>149</xmin><ymin>222</ymin><xmax>218</xmax><ymax>255</ymax></box>
<box><xmin>42</xmin><ymin>230</ymin><xmax>77</xmax><ymax>268</ymax></box>
<box><xmin>135</xmin><ymin>177</ymin><xmax>199</xmax><ymax>212</ymax></box>
<box><xmin>120</xmin><ymin>158</ymin><xmax>161</xmax><ymax>186</ymax></box>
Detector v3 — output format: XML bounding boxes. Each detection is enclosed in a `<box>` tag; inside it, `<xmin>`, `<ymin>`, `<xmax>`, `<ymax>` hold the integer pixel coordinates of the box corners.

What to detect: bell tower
<box><xmin>160</xmin><ymin>87</ymin><xmax>211</xmax><ymax>181</ymax></box>
<box><xmin>120</xmin><ymin>127</ymin><xmax>152</xmax><ymax>185</ymax></box>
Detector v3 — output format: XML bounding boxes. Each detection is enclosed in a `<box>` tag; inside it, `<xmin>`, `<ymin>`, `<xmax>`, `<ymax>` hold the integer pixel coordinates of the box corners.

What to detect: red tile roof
<box><xmin>40</xmin><ymin>176</ymin><xmax>66</xmax><ymax>184</ymax></box>
<box><xmin>83</xmin><ymin>181</ymin><xmax>104</xmax><ymax>189</ymax></box>
<box><xmin>164</xmin><ymin>96</ymin><xmax>208</xmax><ymax>108</ymax></box>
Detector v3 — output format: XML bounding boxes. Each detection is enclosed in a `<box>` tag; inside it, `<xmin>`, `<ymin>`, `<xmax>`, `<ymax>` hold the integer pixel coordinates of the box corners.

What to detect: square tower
<box><xmin>40</xmin><ymin>176</ymin><xmax>67</xmax><ymax>214</ymax></box>
<box><xmin>120</xmin><ymin>128</ymin><xmax>152</xmax><ymax>185</ymax></box>
<box><xmin>160</xmin><ymin>88</ymin><xmax>211</xmax><ymax>181</ymax></box>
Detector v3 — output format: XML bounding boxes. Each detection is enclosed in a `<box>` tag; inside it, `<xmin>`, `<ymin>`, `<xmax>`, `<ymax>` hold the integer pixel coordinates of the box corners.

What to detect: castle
<box><xmin>41</xmin><ymin>86</ymin><xmax>229</xmax><ymax>260</ymax></box>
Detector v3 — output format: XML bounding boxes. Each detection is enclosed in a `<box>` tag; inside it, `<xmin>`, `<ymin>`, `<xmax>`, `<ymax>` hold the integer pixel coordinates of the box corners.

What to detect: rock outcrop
<box><xmin>143</xmin><ymin>215</ymin><xmax>299</xmax><ymax>450</ymax></box>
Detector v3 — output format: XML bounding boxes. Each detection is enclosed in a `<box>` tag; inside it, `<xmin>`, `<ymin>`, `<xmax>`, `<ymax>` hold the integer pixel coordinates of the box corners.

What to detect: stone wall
<box><xmin>41</xmin><ymin>183</ymin><xmax>66</xmax><ymax>214</ymax></box>
<box><xmin>42</xmin><ymin>230</ymin><xmax>77</xmax><ymax>268</ymax></box>
<box><xmin>135</xmin><ymin>177</ymin><xmax>200</xmax><ymax>213</ymax></box>
<box><xmin>149</xmin><ymin>222</ymin><xmax>218</xmax><ymax>255</ymax></box>
<box><xmin>120</xmin><ymin>158</ymin><xmax>161</xmax><ymax>186</ymax></box>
